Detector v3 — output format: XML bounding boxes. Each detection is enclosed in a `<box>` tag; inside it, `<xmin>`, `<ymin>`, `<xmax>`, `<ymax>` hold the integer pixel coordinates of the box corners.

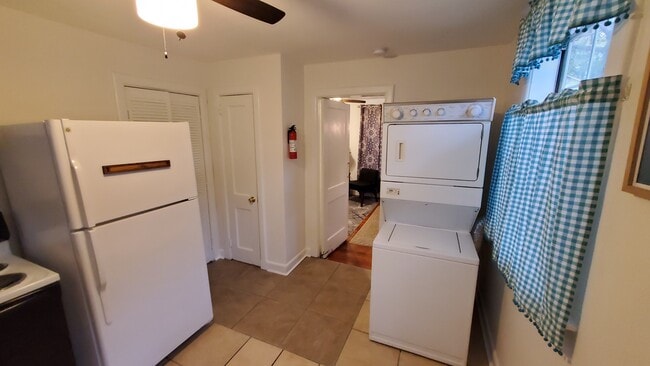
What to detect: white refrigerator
<box><xmin>0</xmin><ymin>119</ymin><xmax>213</xmax><ymax>366</ymax></box>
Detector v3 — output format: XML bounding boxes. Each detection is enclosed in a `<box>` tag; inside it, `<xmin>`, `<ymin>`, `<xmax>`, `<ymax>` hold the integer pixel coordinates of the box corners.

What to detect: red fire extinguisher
<box><xmin>288</xmin><ymin>125</ymin><xmax>297</xmax><ymax>159</ymax></box>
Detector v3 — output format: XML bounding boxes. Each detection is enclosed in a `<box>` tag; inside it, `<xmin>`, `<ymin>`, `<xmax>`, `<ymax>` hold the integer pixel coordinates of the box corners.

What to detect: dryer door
<box><xmin>382</xmin><ymin>122</ymin><xmax>486</xmax><ymax>186</ymax></box>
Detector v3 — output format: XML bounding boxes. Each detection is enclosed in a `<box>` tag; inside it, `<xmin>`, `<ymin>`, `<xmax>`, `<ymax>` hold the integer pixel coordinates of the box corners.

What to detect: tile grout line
<box><xmin>335</xmin><ymin>321</ymin><xmax>358</xmax><ymax>366</ymax></box>
<box><xmin>299</xmin><ymin>262</ymin><xmax>341</xmax><ymax>315</ymax></box>
<box><xmin>275</xmin><ymin>265</ymin><xmax>337</xmax><ymax>356</ymax></box>
<box><xmin>224</xmin><ymin>335</ymin><xmax>252</xmax><ymax>366</ymax></box>
<box><xmin>228</xmin><ymin>274</ymin><xmax>273</xmax><ymax>330</ymax></box>
<box><xmin>214</xmin><ymin>259</ymin><xmax>371</xmax><ymax>365</ymax></box>
<box><xmin>275</xmin><ymin>303</ymin><xmax>308</xmax><ymax>350</ymax></box>
<box><xmin>230</xmin><ymin>301</ymin><xmax>260</xmax><ymax>330</ymax></box>
<box><xmin>307</xmin><ymin>263</ymin><xmax>360</xmax><ymax>365</ymax></box>
<box><xmin>270</xmin><ymin>349</ymin><xmax>284</xmax><ymax>366</ymax></box>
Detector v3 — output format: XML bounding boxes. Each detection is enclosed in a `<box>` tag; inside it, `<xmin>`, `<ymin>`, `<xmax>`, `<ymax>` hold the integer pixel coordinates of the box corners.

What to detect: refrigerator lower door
<box><xmin>71</xmin><ymin>200</ymin><xmax>212</xmax><ymax>366</ymax></box>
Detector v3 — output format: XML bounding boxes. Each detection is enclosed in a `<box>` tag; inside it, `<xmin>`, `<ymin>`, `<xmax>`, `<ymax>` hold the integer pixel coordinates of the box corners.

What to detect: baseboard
<box><xmin>477</xmin><ymin>292</ymin><xmax>501</xmax><ymax>366</ymax></box>
<box><xmin>263</xmin><ymin>249</ymin><xmax>307</xmax><ymax>276</ymax></box>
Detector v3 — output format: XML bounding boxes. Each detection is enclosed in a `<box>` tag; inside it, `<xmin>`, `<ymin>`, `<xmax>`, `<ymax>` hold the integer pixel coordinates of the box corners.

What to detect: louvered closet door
<box><xmin>169</xmin><ymin>92</ymin><xmax>212</xmax><ymax>261</ymax></box>
<box><xmin>124</xmin><ymin>87</ymin><xmax>213</xmax><ymax>260</ymax></box>
<box><xmin>124</xmin><ymin>87</ymin><xmax>172</xmax><ymax>121</ymax></box>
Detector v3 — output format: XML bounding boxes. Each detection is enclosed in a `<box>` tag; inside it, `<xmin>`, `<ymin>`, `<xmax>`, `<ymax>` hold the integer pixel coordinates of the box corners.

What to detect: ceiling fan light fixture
<box><xmin>136</xmin><ymin>0</ymin><xmax>198</xmax><ymax>30</ymax></box>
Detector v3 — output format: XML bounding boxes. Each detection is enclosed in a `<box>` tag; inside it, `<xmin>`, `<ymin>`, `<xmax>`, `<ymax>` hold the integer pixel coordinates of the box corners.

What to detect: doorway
<box><xmin>347</xmin><ymin>98</ymin><xmax>384</xmax><ymax>237</ymax></box>
<box><xmin>312</xmin><ymin>87</ymin><xmax>393</xmax><ymax>259</ymax></box>
<box><xmin>326</xmin><ymin>97</ymin><xmax>384</xmax><ymax>270</ymax></box>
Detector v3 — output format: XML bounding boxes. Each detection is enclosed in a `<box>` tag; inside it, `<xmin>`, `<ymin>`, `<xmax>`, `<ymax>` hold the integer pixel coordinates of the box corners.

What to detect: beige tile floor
<box><xmin>162</xmin><ymin>258</ymin><xmax>489</xmax><ymax>366</ymax></box>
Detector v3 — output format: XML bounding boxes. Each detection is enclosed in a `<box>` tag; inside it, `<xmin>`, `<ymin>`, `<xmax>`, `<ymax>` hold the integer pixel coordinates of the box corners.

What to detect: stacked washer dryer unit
<box><xmin>369</xmin><ymin>98</ymin><xmax>495</xmax><ymax>366</ymax></box>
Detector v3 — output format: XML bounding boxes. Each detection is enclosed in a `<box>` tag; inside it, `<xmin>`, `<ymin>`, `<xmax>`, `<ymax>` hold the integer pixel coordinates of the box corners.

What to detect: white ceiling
<box><xmin>0</xmin><ymin>0</ymin><xmax>527</xmax><ymax>64</ymax></box>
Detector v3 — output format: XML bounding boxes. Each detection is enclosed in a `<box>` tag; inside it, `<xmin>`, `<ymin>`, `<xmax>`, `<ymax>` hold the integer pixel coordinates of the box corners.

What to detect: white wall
<box><xmin>207</xmin><ymin>54</ymin><xmax>304</xmax><ymax>274</ymax></box>
<box><xmin>281</xmin><ymin>55</ymin><xmax>307</xmax><ymax>271</ymax></box>
<box><xmin>479</xmin><ymin>4</ymin><xmax>650</xmax><ymax>365</ymax></box>
<box><xmin>0</xmin><ymin>6</ymin><xmax>211</xmax><ymax>254</ymax></box>
<box><xmin>303</xmin><ymin>44</ymin><xmax>522</xmax><ymax>256</ymax></box>
<box><xmin>0</xmin><ymin>7</ymin><xmax>210</xmax><ymax>124</ymax></box>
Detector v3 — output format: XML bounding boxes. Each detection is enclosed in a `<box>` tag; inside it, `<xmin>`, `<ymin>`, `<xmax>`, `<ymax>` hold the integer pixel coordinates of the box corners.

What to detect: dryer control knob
<box><xmin>436</xmin><ymin>108</ymin><xmax>446</xmax><ymax>116</ymax></box>
<box><xmin>422</xmin><ymin>108</ymin><xmax>432</xmax><ymax>116</ymax></box>
<box><xmin>467</xmin><ymin>104</ymin><xmax>483</xmax><ymax>118</ymax></box>
<box><xmin>391</xmin><ymin>108</ymin><xmax>404</xmax><ymax>120</ymax></box>
<box><xmin>409</xmin><ymin>109</ymin><xmax>418</xmax><ymax>117</ymax></box>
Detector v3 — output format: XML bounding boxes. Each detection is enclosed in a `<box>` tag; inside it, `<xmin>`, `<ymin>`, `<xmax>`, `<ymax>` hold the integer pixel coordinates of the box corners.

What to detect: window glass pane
<box><xmin>527</xmin><ymin>58</ymin><xmax>561</xmax><ymax>102</ymax></box>
<box><xmin>559</xmin><ymin>20</ymin><xmax>614</xmax><ymax>90</ymax></box>
<box><xmin>561</xmin><ymin>31</ymin><xmax>595</xmax><ymax>90</ymax></box>
<box><xmin>588</xmin><ymin>26</ymin><xmax>614</xmax><ymax>79</ymax></box>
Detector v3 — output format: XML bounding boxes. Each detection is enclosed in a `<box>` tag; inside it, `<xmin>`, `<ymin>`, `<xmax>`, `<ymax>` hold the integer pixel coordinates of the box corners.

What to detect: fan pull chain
<box><xmin>162</xmin><ymin>28</ymin><xmax>168</xmax><ymax>59</ymax></box>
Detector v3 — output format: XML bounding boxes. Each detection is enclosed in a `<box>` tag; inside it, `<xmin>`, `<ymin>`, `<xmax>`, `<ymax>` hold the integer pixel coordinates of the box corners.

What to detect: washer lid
<box><xmin>373</xmin><ymin>222</ymin><xmax>478</xmax><ymax>265</ymax></box>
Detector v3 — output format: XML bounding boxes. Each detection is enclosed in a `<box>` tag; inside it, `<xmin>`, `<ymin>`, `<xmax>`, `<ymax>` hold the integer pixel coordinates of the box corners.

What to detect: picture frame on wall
<box><xmin>623</xmin><ymin>50</ymin><xmax>650</xmax><ymax>200</ymax></box>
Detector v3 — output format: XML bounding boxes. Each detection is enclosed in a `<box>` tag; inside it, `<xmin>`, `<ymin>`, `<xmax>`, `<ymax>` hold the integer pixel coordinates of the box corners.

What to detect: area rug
<box><xmin>348</xmin><ymin>205</ymin><xmax>380</xmax><ymax>247</ymax></box>
<box><xmin>348</xmin><ymin>197</ymin><xmax>378</xmax><ymax>236</ymax></box>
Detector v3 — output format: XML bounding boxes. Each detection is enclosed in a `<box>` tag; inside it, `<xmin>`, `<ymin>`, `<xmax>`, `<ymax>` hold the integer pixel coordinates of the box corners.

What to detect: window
<box><xmin>558</xmin><ymin>25</ymin><xmax>615</xmax><ymax>90</ymax></box>
<box><xmin>527</xmin><ymin>20</ymin><xmax>616</xmax><ymax>100</ymax></box>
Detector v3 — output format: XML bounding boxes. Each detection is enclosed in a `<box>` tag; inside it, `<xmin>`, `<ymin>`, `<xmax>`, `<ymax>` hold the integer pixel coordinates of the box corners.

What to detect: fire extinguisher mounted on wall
<box><xmin>288</xmin><ymin>125</ymin><xmax>297</xmax><ymax>159</ymax></box>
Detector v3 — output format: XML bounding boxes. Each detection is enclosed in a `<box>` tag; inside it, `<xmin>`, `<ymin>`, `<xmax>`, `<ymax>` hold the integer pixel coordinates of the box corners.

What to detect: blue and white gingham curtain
<box><xmin>511</xmin><ymin>0</ymin><xmax>631</xmax><ymax>84</ymax></box>
<box><xmin>485</xmin><ymin>75</ymin><xmax>622</xmax><ymax>355</ymax></box>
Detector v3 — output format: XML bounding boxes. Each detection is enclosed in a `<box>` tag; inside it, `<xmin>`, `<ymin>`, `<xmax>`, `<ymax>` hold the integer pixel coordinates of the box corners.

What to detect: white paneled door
<box><xmin>219</xmin><ymin>94</ymin><xmax>261</xmax><ymax>266</ymax></box>
<box><xmin>321</xmin><ymin>99</ymin><xmax>350</xmax><ymax>256</ymax></box>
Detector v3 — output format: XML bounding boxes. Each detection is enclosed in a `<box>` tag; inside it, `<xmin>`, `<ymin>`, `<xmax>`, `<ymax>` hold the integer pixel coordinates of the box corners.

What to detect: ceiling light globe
<box><xmin>136</xmin><ymin>0</ymin><xmax>198</xmax><ymax>30</ymax></box>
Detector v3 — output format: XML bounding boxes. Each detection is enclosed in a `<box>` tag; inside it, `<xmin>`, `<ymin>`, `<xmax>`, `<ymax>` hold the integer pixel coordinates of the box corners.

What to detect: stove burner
<box><xmin>0</xmin><ymin>263</ymin><xmax>7</xmax><ymax>272</ymax></box>
<box><xmin>0</xmin><ymin>272</ymin><xmax>26</xmax><ymax>291</ymax></box>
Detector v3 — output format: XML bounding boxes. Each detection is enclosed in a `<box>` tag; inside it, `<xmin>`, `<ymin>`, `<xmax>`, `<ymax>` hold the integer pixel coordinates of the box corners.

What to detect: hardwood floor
<box><xmin>327</xmin><ymin>241</ymin><xmax>372</xmax><ymax>270</ymax></box>
<box><xmin>327</xmin><ymin>201</ymin><xmax>377</xmax><ymax>270</ymax></box>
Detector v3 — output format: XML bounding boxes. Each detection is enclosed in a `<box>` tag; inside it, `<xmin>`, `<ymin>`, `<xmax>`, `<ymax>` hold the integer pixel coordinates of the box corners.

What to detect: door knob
<box><xmin>248</xmin><ymin>196</ymin><xmax>256</xmax><ymax>204</ymax></box>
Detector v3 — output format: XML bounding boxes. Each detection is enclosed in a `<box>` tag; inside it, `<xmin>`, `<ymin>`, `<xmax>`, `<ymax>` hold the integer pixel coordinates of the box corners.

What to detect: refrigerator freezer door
<box><xmin>55</xmin><ymin>120</ymin><xmax>198</xmax><ymax>229</ymax></box>
<box><xmin>71</xmin><ymin>200</ymin><xmax>212</xmax><ymax>366</ymax></box>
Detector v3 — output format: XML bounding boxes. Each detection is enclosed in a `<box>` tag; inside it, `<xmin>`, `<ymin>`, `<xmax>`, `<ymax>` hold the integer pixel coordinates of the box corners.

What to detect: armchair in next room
<box><xmin>349</xmin><ymin>168</ymin><xmax>380</xmax><ymax>207</ymax></box>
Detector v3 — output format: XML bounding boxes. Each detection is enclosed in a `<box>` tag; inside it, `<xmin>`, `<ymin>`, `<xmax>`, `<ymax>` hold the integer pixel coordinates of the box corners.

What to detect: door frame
<box><xmin>212</xmin><ymin>89</ymin><xmax>268</xmax><ymax>268</ymax></box>
<box><xmin>308</xmin><ymin>86</ymin><xmax>394</xmax><ymax>257</ymax></box>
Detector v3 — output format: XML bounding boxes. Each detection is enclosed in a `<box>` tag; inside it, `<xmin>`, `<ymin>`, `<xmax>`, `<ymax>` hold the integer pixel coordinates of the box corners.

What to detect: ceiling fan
<box><xmin>136</xmin><ymin>0</ymin><xmax>285</xmax><ymax>30</ymax></box>
<box><xmin>213</xmin><ymin>0</ymin><xmax>285</xmax><ymax>25</ymax></box>
<box><xmin>137</xmin><ymin>0</ymin><xmax>285</xmax><ymax>59</ymax></box>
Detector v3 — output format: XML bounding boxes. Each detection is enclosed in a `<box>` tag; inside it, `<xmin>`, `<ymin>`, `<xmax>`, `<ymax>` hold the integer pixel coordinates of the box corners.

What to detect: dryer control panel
<box><xmin>384</xmin><ymin>98</ymin><xmax>495</xmax><ymax>123</ymax></box>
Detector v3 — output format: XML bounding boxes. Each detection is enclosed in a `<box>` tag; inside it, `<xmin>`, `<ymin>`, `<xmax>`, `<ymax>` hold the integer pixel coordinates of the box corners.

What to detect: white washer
<box><xmin>369</xmin><ymin>99</ymin><xmax>495</xmax><ymax>366</ymax></box>
<box><xmin>370</xmin><ymin>222</ymin><xmax>478</xmax><ymax>366</ymax></box>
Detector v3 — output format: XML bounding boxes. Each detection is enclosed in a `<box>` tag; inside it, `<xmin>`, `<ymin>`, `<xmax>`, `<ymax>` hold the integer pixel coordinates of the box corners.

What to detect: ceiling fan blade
<box><xmin>213</xmin><ymin>0</ymin><xmax>286</xmax><ymax>24</ymax></box>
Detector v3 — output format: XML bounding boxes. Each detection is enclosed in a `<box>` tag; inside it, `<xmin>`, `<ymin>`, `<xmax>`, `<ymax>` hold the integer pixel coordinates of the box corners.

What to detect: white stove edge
<box><xmin>0</xmin><ymin>240</ymin><xmax>60</xmax><ymax>304</ymax></box>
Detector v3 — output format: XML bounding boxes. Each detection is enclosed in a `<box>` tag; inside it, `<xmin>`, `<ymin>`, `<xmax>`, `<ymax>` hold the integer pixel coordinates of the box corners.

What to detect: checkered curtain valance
<box><xmin>484</xmin><ymin>75</ymin><xmax>622</xmax><ymax>354</ymax></box>
<box><xmin>511</xmin><ymin>0</ymin><xmax>631</xmax><ymax>84</ymax></box>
